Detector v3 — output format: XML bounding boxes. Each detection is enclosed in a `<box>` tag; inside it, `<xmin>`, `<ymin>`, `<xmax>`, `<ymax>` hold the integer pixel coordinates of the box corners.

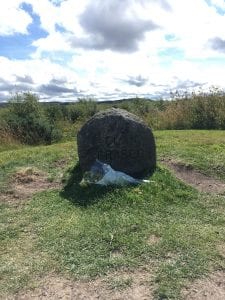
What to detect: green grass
<box><xmin>156</xmin><ymin>130</ymin><xmax>225</xmax><ymax>180</ymax></box>
<box><xmin>0</xmin><ymin>141</ymin><xmax>77</xmax><ymax>193</ymax></box>
<box><xmin>1</xmin><ymin>130</ymin><xmax>225</xmax><ymax>299</ymax></box>
<box><xmin>0</xmin><ymin>137</ymin><xmax>23</xmax><ymax>153</ymax></box>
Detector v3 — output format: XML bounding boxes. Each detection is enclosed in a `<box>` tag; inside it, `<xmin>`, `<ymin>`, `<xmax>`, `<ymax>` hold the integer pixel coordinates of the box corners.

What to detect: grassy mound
<box><xmin>1</xmin><ymin>131</ymin><xmax>225</xmax><ymax>299</ymax></box>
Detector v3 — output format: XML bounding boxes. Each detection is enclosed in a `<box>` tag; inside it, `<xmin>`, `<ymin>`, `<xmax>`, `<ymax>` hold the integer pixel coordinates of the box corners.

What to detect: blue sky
<box><xmin>0</xmin><ymin>0</ymin><xmax>225</xmax><ymax>102</ymax></box>
<box><xmin>0</xmin><ymin>3</ymin><xmax>48</xmax><ymax>60</ymax></box>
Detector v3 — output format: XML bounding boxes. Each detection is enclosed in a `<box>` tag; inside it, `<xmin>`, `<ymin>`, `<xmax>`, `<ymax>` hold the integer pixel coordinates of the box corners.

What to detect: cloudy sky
<box><xmin>1</xmin><ymin>0</ymin><xmax>225</xmax><ymax>102</ymax></box>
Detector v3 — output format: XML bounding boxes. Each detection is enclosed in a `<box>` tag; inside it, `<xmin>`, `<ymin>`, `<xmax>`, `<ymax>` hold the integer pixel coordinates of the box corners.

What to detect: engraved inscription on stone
<box><xmin>77</xmin><ymin>108</ymin><xmax>156</xmax><ymax>178</ymax></box>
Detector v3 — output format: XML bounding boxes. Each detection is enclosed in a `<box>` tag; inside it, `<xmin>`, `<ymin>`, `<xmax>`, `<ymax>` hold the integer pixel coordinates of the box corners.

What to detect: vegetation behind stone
<box><xmin>0</xmin><ymin>87</ymin><xmax>225</xmax><ymax>146</ymax></box>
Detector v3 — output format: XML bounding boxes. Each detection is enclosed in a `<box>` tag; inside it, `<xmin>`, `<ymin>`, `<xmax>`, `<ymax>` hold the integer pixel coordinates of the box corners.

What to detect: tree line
<box><xmin>0</xmin><ymin>88</ymin><xmax>224</xmax><ymax>145</ymax></box>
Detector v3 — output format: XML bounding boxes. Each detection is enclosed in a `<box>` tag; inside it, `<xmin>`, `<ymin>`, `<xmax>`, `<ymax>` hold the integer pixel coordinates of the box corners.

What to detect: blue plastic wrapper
<box><xmin>81</xmin><ymin>160</ymin><xmax>149</xmax><ymax>186</ymax></box>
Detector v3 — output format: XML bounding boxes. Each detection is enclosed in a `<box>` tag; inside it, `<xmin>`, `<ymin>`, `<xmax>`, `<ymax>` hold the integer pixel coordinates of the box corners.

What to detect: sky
<box><xmin>1</xmin><ymin>0</ymin><xmax>225</xmax><ymax>102</ymax></box>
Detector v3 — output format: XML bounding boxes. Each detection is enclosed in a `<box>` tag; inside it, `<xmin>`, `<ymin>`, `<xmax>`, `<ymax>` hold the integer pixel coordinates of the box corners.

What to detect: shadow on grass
<box><xmin>60</xmin><ymin>162</ymin><xmax>114</xmax><ymax>207</ymax></box>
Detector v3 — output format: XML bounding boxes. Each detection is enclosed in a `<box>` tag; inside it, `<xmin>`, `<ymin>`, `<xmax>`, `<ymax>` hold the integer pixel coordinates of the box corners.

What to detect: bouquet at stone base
<box><xmin>80</xmin><ymin>159</ymin><xmax>149</xmax><ymax>186</ymax></box>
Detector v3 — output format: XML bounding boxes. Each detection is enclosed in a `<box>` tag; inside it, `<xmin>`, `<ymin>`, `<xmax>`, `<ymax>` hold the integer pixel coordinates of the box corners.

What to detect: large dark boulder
<box><xmin>77</xmin><ymin>108</ymin><xmax>156</xmax><ymax>178</ymax></box>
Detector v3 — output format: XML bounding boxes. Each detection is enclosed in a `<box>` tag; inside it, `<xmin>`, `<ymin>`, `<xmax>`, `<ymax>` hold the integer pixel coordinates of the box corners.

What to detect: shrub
<box><xmin>44</xmin><ymin>103</ymin><xmax>63</xmax><ymax>123</ymax></box>
<box><xmin>68</xmin><ymin>98</ymin><xmax>98</xmax><ymax>123</ymax></box>
<box><xmin>4</xmin><ymin>93</ymin><xmax>62</xmax><ymax>145</ymax></box>
<box><xmin>155</xmin><ymin>88</ymin><xmax>225</xmax><ymax>130</ymax></box>
<box><xmin>77</xmin><ymin>98</ymin><xmax>98</xmax><ymax>118</ymax></box>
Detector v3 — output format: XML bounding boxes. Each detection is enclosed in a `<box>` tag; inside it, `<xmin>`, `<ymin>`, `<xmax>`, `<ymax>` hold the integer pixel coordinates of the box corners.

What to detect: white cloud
<box><xmin>149</xmin><ymin>0</ymin><xmax>225</xmax><ymax>59</ymax></box>
<box><xmin>1</xmin><ymin>0</ymin><xmax>225</xmax><ymax>101</ymax></box>
<box><xmin>25</xmin><ymin>0</ymin><xmax>88</xmax><ymax>35</ymax></box>
<box><xmin>31</xmin><ymin>32</ymin><xmax>71</xmax><ymax>58</ymax></box>
<box><xmin>0</xmin><ymin>56</ymin><xmax>81</xmax><ymax>98</ymax></box>
<box><xmin>210</xmin><ymin>0</ymin><xmax>225</xmax><ymax>9</ymax></box>
<box><xmin>30</xmin><ymin>0</ymin><xmax>225</xmax><ymax>60</ymax></box>
<box><xmin>0</xmin><ymin>0</ymin><xmax>32</xmax><ymax>35</ymax></box>
<box><xmin>23</xmin><ymin>0</ymin><xmax>58</xmax><ymax>33</ymax></box>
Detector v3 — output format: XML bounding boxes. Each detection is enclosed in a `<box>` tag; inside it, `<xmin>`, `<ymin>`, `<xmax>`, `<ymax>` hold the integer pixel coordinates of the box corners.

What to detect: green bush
<box><xmin>4</xmin><ymin>93</ymin><xmax>62</xmax><ymax>145</ymax></box>
<box><xmin>77</xmin><ymin>98</ymin><xmax>98</xmax><ymax>118</ymax></box>
<box><xmin>1</xmin><ymin>88</ymin><xmax>224</xmax><ymax>145</ymax></box>
<box><xmin>44</xmin><ymin>103</ymin><xmax>63</xmax><ymax>123</ymax></box>
<box><xmin>68</xmin><ymin>98</ymin><xmax>98</xmax><ymax>123</ymax></box>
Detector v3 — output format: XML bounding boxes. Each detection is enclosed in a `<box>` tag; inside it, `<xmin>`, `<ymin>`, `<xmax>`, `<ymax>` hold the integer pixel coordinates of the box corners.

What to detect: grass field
<box><xmin>156</xmin><ymin>130</ymin><xmax>225</xmax><ymax>181</ymax></box>
<box><xmin>1</xmin><ymin>130</ymin><xmax>225</xmax><ymax>299</ymax></box>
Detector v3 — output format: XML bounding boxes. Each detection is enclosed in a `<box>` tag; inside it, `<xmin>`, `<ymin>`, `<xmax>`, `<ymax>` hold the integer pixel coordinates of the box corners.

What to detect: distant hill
<box><xmin>0</xmin><ymin>97</ymin><xmax>155</xmax><ymax>108</ymax></box>
<box><xmin>38</xmin><ymin>97</ymin><xmax>155</xmax><ymax>105</ymax></box>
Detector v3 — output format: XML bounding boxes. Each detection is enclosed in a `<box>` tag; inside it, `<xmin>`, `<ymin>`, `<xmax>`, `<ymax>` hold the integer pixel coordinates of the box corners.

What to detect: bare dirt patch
<box><xmin>11</xmin><ymin>269</ymin><xmax>155</xmax><ymax>300</ymax></box>
<box><xmin>109</xmin><ymin>249</ymin><xmax>123</xmax><ymax>259</ymax></box>
<box><xmin>182</xmin><ymin>271</ymin><xmax>225</xmax><ymax>300</ymax></box>
<box><xmin>13</xmin><ymin>167</ymin><xmax>60</xmax><ymax>197</ymax></box>
<box><xmin>161</xmin><ymin>159</ymin><xmax>225</xmax><ymax>194</ymax></box>
<box><xmin>52</xmin><ymin>158</ymin><xmax>69</xmax><ymax>169</ymax></box>
<box><xmin>147</xmin><ymin>234</ymin><xmax>161</xmax><ymax>246</ymax></box>
<box><xmin>0</xmin><ymin>167</ymin><xmax>61</xmax><ymax>205</ymax></box>
<box><xmin>217</xmin><ymin>243</ymin><xmax>225</xmax><ymax>259</ymax></box>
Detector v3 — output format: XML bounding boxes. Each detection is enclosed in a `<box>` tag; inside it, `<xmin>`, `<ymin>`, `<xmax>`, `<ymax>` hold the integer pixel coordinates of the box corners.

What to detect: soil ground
<box><xmin>1</xmin><ymin>167</ymin><xmax>61</xmax><ymax>206</ymax></box>
<box><xmin>10</xmin><ymin>269</ymin><xmax>155</xmax><ymax>300</ymax></box>
<box><xmin>161</xmin><ymin>159</ymin><xmax>225</xmax><ymax>194</ymax></box>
